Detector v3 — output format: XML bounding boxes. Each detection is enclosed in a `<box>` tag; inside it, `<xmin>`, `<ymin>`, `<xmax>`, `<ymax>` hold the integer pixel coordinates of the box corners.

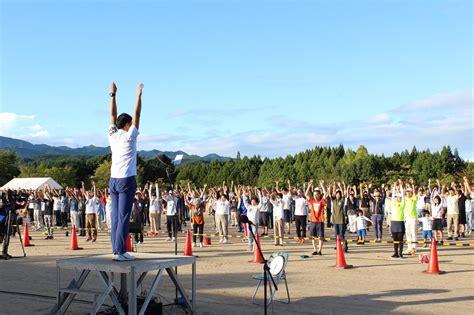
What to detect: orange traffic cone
<box><xmin>424</xmin><ymin>238</ymin><xmax>445</xmax><ymax>274</ymax></box>
<box><xmin>126</xmin><ymin>233</ymin><xmax>133</xmax><ymax>252</ymax></box>
<box><xmin>249</xmin><ymin>234</ymin><xmax>265</xmax><ymax>263</ymax></box>
<box><xmin>23</xmin><ymin>223</ymin><xmax>34</xmax><ymax>247</ymax></box>
<box><xmin>70</xmin><ymin>225</ymin><xmax>82</xmax><ymax>250</ymax></box>
<box><xmin>184</xmin><ymin>230</ymin><xmax>193</xmax><ymax>256</ymax></box>
<box><xmin>204</xmin><ymin>236</ymin><xmax>211</xmax><ymax>246</ymax></box>
<box><xmin>334</xmin><ymin>235</ymin><xmax>353</xmax><ymax>269</ymax></box>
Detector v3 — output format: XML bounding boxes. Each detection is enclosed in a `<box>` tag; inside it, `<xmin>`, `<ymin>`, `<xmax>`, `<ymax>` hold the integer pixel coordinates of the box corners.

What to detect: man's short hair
<box><xmin>117</xmin><ymin>113</ymin><xmax>133</xmax><ymax>129</ymax></box>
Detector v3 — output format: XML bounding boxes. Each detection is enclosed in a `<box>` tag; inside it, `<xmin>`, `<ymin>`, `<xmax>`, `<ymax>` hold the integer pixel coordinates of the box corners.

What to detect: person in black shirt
<box><xmin>345</xmin><ymin>186</ymin><xmax>359</xmax><ymax>233</ymax></box>
<box><xmin>370</xmin><ymin>188</ymin><xmax>385</xmax><ymax>242</ymax></box>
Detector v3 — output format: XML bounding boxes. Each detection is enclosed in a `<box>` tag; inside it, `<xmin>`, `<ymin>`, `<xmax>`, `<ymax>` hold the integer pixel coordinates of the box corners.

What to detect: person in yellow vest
<box><xmin>391</xmin><ymin>181</ymin><xmax>405</xmax><ymax>259</ymax></box>
<box><xmin>403</xmin><ymin>179</ymin><xmax>418</xmax><ymax>255</ymax></box>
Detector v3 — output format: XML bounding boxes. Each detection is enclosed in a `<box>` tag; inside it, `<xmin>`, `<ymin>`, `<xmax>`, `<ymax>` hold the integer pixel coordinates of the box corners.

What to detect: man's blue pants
<box><xmin>109</xmin><ymin>176</ymin><xmax>136</xmax><ymax>255</ymax></box>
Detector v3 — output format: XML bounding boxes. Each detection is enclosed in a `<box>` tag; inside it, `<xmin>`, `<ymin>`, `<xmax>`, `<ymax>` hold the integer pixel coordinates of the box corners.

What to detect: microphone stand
<box><xmin>247</xmin><ymin>223</ymin><xmax>278</xmax><ymax>315</ymax></box>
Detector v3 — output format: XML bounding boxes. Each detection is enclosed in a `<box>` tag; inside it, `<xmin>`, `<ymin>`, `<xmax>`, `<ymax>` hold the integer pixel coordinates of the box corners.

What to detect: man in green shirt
<box><xmin>391</xmin><ymin>180</ymin><xmax>406</xmax><ymax>259</ymax></box>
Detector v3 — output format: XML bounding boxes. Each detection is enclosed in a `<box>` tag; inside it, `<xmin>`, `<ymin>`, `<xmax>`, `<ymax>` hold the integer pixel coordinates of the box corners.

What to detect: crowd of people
<box><xmin>1</xmin><ymin>176</ymin><xmax>473</xmax><ymax>259</ymax></box>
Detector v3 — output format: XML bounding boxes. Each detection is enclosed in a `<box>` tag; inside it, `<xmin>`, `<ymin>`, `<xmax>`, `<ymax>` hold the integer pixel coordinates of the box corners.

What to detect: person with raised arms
<box><xmin>391</xmin><ymin>180</ymin><xmax>405</xmax><ymax>259</ymax></box>
<box><xmin>306</xmin><ymin>180</ymin><xmax>328</xmax><ymax>255</ymax></box>
<box><xmin>108</xmin><ymin>81</ymin><xmax>143</xmax><ymax>261</ymax></box>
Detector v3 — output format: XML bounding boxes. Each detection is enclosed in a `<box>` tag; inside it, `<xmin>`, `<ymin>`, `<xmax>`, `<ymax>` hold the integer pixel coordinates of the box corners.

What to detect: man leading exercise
<box><xmin>108</xmin><ymin>81</ymin><xmax>143</xmax><ymax>261</ymax></box>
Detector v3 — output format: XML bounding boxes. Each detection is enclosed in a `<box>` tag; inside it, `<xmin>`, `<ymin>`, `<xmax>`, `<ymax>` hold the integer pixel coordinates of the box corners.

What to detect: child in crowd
<box><xmin>419</xmin><ymin>210</ymin><xmax>433</xmax><ymax>247</ymax></box>
<box><xmin>354</xmin><ymin>209</ymin><xmax>373</xmax><ymax>245</ymax></box>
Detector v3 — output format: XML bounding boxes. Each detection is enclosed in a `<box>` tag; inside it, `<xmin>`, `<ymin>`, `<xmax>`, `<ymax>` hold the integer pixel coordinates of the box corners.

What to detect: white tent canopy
<box><xmin>1</xmin><ymin>177</ymin><xmax>63</xmax><ymax>190</ymax></box>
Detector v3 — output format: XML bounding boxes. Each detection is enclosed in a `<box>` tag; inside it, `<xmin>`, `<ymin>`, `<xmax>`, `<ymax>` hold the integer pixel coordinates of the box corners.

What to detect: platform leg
<box><xmin>138</xmin><ymin>269</ymin><xmax>164</xmax><ymax>315</ymax></box>
<box><xmin>98</xmin><ymin>272</ymin><xmax>125</xmax><ymax>315</ymax></box>
<box><xmin>166</xmin><ymin>268</ymin><xmax>193</xmax><ymax>313</ymax></box>
<box><xmin>128</xmin><ymin>267</ymin><xmax>137</xmax><ymax>315</ymax></box>
<box><xmin>192</xmin><ymin>262</ymin><xmax>196</xmax><ymax>313</ymax></box>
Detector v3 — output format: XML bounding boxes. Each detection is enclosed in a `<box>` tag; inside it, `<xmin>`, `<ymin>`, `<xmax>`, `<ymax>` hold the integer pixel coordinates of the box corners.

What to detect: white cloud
<box><xmin>370</xmin><ymin>113</ymin><xmax>391</xmax><ymax>124</ymax></box>
<box><xmin>28</xmin><ymin>130</ymin><xmax>49</xmax><ymax>138</ymax></box>
<box><xmin>398</xmin><ymin>90</ymin><xmax>472</xmax><ymax>111</ymax></box>
<box><xmin>0</xmin><ymin>112</ymin><xmax>50</xmax><ymax>141</ymax></box>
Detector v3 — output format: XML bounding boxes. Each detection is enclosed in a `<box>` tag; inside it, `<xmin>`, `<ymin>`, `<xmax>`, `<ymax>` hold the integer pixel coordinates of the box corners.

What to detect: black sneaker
<box><xmin>312</xmin><ymin>251</ymin><xmax>318</xmax><ymax>255</ymax></box>
<box><xmin>454</xmin><ymin>237</ymin><xmax>459</xmax><ymax>241</ymax></box>
<box><xmin>391</xmin><ymin>253</ymin><xmax>399</xmax><ymax>259</ymax></box>
<box><xmin>446</xmin><ymin>237</ymin><xmax>453</xmax><ymax>241</ymax></box>
<box><xmin>318</xmin><ymin>251</ymin><xmax>322</xmax><ymax>256</ymax></box>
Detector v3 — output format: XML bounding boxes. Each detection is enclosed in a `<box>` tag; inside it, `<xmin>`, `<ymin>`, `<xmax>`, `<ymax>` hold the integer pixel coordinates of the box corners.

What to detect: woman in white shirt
<box><xmin>431</xmin><ymin>195</ymin><xmax>444</xmax><ymax>243</ymax></box>
<box><xmin>243</xmin><ymin>190</ymin><xmax>263</xmax><ymax>252</ymax></box>
<box><xmin>293</xmin><ymin>189</ymin><xmax>308</xmax><ymax>243</ymax></box>
<box><xmin>53</xmin><ymin>195</ymin><xmax>62</xmax><ymax>227</ymax></box>
<box><xmin>215</xmin><ymin>194</ymin><xmax>230</xmax><ymax>243</ymax></box>
<box><xmin>148</xmin><ymin>183</ymin><xmax>161</xmax><ymax>236</ymax></box>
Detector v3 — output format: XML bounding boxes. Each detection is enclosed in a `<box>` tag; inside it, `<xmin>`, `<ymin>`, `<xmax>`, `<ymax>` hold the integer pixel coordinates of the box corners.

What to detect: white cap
<box><xmin>406</xmin><ymin>188</ymin><xmax>413</xmax><ymax>192</ymax></box>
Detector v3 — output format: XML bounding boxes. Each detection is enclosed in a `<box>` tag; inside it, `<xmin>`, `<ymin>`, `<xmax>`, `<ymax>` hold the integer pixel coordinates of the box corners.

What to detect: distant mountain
<box><xmin>0</xmin><ymin>136</ymin><xmax>230</xmax><ymax>162</ymax></box>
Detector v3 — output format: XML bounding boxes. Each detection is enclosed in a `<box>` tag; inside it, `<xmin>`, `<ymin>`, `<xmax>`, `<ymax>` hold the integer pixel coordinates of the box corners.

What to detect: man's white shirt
<box><xmin>108</xmin><ymin>124</ymin><xmax>139</xmax><ymax>178</ymax></box>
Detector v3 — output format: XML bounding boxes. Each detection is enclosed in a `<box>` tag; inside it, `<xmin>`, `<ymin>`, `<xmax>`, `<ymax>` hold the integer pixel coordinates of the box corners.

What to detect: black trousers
<box><xmin>134</xmin><ymin>229</ymin><xmax>144</xmax><ymax>243</ymax></box>
<box><xmin>295</xmin><ymin>215</ymin><xmax>307</xmax><ymax>238</ymax></box>
<box><xmin>167</xmin><ymin>215</ymin><xmax>178</xmax><ymax>238</ymax></box>
<box><xmin>54</xmin><ymin>210</ymin><xmax>62</xmax><ymax>226</ymax></box>
<box><xmin>143</xmin><ymin>209</ymin><xmax>150</xmax><ymax>225</ymax></box>
<box><xmin>61</xmin><ymin>212</ymin><xmax>68</xmax><ymax>227</ymax></box>
<box><xmin>392</xmin><ymin>232</ymin><xmax>404</xmax><ymax>256</ymax></box>
<box><xmin>193</xmin><ymin>224</ymin><xmax>204</xmax><ymax>243</ymax></box>
<box><xmin>78</xmin><ymin>211</ymin><xmax>86</xmax><ymax>236</ymax></box>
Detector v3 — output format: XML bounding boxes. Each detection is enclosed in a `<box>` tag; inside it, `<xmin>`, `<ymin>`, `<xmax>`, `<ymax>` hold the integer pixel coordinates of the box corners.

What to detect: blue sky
<box><xmin>1</xmin><ymin>0</ymin><xmax>472</xmax><ymax>159</ymax></box>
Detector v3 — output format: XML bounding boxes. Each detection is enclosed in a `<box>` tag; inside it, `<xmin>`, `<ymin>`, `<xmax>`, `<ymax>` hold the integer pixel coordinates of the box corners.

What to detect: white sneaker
<box><xmin>198</xmin><ymin>242</ymin><xmax>203</xmax><ymax>248</ymax></box>
<box><xmin>112</xmin><ymin>254</ymin><xmax>120</xmax><ymax>260</ymax></box>
<box><xmin>219</xmin><ymin>238</ymin><xmax>223</xmax><ymax>243</ymax></box>
<box><xmin>223</xmin><ymin>238</ymin><xmax>228</xmax><ymax>244</ymax></box>
<box><xmin>113</xmin><ymin>254</ymin><xmax>135</xmax><ymax>261</ymax></box>
<box><xmin>166</xmin><ymin>237</ymin><xmax>171</xmax><ymax>241</ymax></box>
<box><xmin>122</xmin><ymin>253</ymin><xmax>136</xmax><ymax>261</ymax></box>
<box><xmin>172</xmin><ymin>237</ymin><xmax>176</xmax><ymax>241</ymax></box>
<box><xmin>192</xmin><ymin>242</ymin><xmax>196</xmax><ymax>248</ymax></box>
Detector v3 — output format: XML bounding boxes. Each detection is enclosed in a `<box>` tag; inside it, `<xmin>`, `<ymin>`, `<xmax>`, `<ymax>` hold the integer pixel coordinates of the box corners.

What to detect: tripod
<box><xmin>1</xmin><ymin>209</ymin><xmax>27</xmax><ymax>260</ymax></box>
<box><xmin>247</xmin><ymin>223</ymin><xmax>278</xmax><ymax>315</ymax></box>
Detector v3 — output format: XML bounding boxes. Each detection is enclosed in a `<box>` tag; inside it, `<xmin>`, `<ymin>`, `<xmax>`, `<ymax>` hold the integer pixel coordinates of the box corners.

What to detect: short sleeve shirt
<box><xmin>309</xmin><ymin>198</ymin><xmax>326</xmax><ymax>222</ymax></box>
<box><xmin>108</xmin><ymin>124</ymin><xmax>139</xmax><ymax>178</ymax></box>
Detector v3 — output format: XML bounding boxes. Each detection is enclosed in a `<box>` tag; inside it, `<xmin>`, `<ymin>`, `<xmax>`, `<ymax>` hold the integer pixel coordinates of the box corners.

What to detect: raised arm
<box><xmin>320</xmin><ymin>180</ymin><xmax>327</xmax><ymax>198</ymax></box>
<box><xmin>305</xmin><ymin>180</ymin><xmax>313</xmax><ymax>198</ymax></box>
<box><xmin>110</xmin><ymin>81</ymin><xmax>117</xmax><ymax>125</ymax></box>
<box><xmin>464</xmin><ymin>176</ymin><xmax>472</xmax><ymax>195</ymax></box>
<box><xmin>200</xmin><ymin>183</ymin><xmax>207</xmax><ymax>199</ymax></box>
<box><xmin>80</xmin><ymin>181</ymin><xmax>86</xmax><ymax>197</ymax></box>
<box><xmin>133</xmin><ymin>83</ymin><xmax>144</xmax><ymax>129</ymax></box>
<box><xmin>92</xmin><ymin>181</ymin><xmax>97</xmax><ymax>198</ymax></box>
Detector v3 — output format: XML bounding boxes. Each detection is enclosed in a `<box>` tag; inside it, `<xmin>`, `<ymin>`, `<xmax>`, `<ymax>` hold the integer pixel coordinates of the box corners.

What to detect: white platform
<box><xmin>57</xmin><ymin>253</ymin><xmax>195</xmax><ymax>273</ymax></box>
<box><xmin>53</xmin><ymin>253</ymin><xmax>196</xmax><ymax>315</ymax></box>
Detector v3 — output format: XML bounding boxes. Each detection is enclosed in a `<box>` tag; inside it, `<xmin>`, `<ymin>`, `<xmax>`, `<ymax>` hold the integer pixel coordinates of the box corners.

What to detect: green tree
<box><xmin>93</xmin><ymin>160</ymin><xmax>111</xmax><ymax>189</ymax></box>
<box><xmin>0</xmin><ymin>150</ymin><xmax>20</xmax><ymax>185</ymax></box>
